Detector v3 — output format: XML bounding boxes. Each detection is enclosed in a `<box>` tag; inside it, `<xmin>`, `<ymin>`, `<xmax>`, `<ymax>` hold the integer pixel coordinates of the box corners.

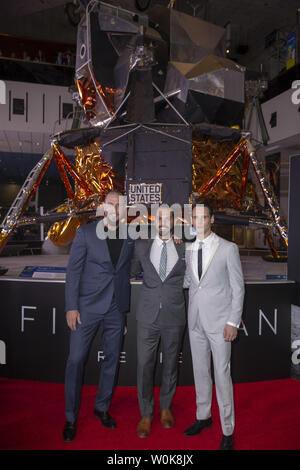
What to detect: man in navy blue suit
<box><xmin>62</xmin><ymin>190</ymin><xmax>135</xmax><ymax>442</ymax></box>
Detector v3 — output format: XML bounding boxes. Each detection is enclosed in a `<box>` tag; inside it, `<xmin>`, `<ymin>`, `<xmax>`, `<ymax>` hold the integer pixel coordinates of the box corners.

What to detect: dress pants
<box><xmin>137</xmin><ymin>318</ymin><xmax>185</xmax><ymax>417</ymax></box>
<box><xmin>65</xmin><ymin>299</ymin><xmax>125</xmax><ymax>422</ymax></box>
<box><xmin>188</xmin><ymin>316</ymin><xmax>235</xmax><ymax>436</ymax></box>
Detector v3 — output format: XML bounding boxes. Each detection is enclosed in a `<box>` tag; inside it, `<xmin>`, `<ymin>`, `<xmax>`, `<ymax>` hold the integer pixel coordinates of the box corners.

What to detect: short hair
<box><xmin>192</xmin><ymin>200</ymin><xmax>214</xmax><ymax>217</ymax></box>
<box><xmin>154</xmin><ymin>205</ymin><xmax>175</xmax><ymax>222</ymax></box>
<box><xmin>104</xmin><ymin>190</ymin><xmax>124</xmax><ymax>200</ymax></box>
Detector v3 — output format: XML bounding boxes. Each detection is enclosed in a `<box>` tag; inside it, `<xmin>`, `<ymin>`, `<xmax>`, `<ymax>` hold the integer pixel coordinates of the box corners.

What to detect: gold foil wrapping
<box><xmin>76</xmin><ymin>77</ymin><xmax>118</xmax><ymax>123</ymax></box>
<box><xmin>192</xmin><ymin>137</ymin><xmax>255</xmax><ymax>210</ymax></box>
<box><xmin>0</xmin><ymin>231</ymin><xmax>10</xmax><ymax>252</ymax></box>
<box><xmin>192</xmin><ymin>136</ymin><xmax>288</xmax><ymax>247</ymax></box>
<box><xmin>47</xmin><ymin>142</ymin><xmax>124</xmax><ymax>246</ymax></box>
<box><xmin>53</xmin><ymin>144</ymin><xmax>94</xmax><ymax>203</ymax></box>
<box><xmin>47</xmin><ymin>204</ymin><xmax>89</xmax><ymax>247</ymax></box>
<box><xmin>74</xmin><ymin>142</ymin><xmax>124</xmax><ymax>201</ymax></box>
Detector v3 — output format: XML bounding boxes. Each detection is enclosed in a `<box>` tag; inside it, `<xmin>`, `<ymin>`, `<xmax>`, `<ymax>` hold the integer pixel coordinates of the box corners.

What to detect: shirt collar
<box><xmin>155</xmin><ymin>235</ymin><xmax>172</xmax><ymax>246</ymax></box>
<box><xmin>196</xmin><ymin>231</ymin><xmax>215</xmax><ymax>245</ymax></box>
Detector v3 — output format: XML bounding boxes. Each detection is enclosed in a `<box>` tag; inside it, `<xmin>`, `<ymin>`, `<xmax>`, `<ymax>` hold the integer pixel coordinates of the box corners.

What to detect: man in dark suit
<box><xmin>131</xmin><ymin>206</ymin><xmax>186</xmax><ymax>438</ymax></box>
<box><xmin>62</xmin><ymin>191</ymin><xmax>135</xmax><ymax>442</ymax></box>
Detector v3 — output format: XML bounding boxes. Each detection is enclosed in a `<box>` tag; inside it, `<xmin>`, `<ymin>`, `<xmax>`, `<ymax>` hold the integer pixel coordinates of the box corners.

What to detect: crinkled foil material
<box><xmin>48</xmin><ymin>142</ymin><xmax>124</xmax><ymax>246</ymax></box>
<box><xmin>74</xmin><ymin>142</ymin><xmax>124</xmax><ymax>201</ymax></box>
<box><xmin>192</xmin><ymin>137</ymin><xmax>255</xmax><ymax>210</ymax></box>
<box><xmin>47</xmin><ymin>204</ymin><xmax>89</xmax><ymax>247</ymax></box>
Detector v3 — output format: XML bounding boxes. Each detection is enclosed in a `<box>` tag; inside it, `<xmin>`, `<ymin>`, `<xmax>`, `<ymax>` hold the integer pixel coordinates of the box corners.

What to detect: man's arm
<box><xmin>226</xmin><ymin>243</ymin><xmax>245</xmax><ymax>329</ymax></box>
<box><xmin>65</xmin><ymin>227</ymin><xmax>87</xmax><ymax>314</ymax></box>
<box><xmin>130</xmin><ymin>241</ymin><xmax>142</xmax><ymax>279</ymax></box>
<box><xmin>183</xmin><ymin>243</ymin><xmax>192</xmax><ymax>288</ymax></box>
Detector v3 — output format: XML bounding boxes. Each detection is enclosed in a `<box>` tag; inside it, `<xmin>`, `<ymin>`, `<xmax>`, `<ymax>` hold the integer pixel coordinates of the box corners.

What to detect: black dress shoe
<box><xmin>62</xmin><ymin>421</ymin><xmax>76</xmax><ymax>442</ymax></box>
<box><xmin>94</xmin><ymin>409</ymin><xmax>116</xmax><ymax>429</ymax></box>
<box><xmin>219</xmin><ymin>434</ymin><xmax>234</xmax><ymax>450</ymax></box>
<box><xmin>183</xmin><ymin>417</ymin><xmax>212</xmax><ymax>436</ymax></box>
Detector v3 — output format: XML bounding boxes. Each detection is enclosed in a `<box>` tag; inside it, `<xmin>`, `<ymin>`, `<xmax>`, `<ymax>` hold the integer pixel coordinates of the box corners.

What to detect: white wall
<box><xmin>0</xmin><ymin>80</ymin><xmax>74</xmax><ymax>154</ymax></box>
<box><xmin>1</xmin><ymin>80</ymin><xmax>73</xmax><ymax>134</ymax></box>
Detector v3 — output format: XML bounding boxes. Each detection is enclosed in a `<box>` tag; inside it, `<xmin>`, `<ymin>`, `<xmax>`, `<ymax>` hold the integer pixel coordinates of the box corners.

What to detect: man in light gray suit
<box><xmin>131</xmin><ymin>206</ymin><xmax>186</xmax><ymax>438</ymax></box>
<box><xmin>183</xmin><ymin>201</ymin><xmax>244</xmax><ymax>450</ymax></box>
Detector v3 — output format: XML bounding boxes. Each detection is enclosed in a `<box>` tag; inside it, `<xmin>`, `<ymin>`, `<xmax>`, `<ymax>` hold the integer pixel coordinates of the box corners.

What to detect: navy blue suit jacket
<box><xmin>65</xmin><ymin>220</ymin><xmax>135</xmax><ymax>315</ymax></box>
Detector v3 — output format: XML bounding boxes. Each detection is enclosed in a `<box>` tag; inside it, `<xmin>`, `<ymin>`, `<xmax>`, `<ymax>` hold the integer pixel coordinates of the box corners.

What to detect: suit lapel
<box><xmin>188</xmin><ymin>244</ymin><xmax>199</xmax><ymax>284</ymax></box>
<box><xmin>147</xmin><ymin>239</ymin><xmax>160</xmax><ymax>279</ymax></box>
<box><xmin>164</xmin><ymin>241</ymin><xmax>183</xmax><ymax>282</ymax></box>
<box><xmin>98</xmin><ymin>219</ymin><xmax>129</xmax><ymax>272</ymax></box>
<box><xmin>199</xmin><ymin>235</ymin><xmax>220</xmax><ymax>284</ymax></box>
<box><xmin>96</xmin><ymin>220</ymin><xmax>113</xmax><ymax>265</ymax></box>
<box><xmin>115</xmin><ymin>238</ymin><xmax>128</xmax><ymax>271</ymax></box>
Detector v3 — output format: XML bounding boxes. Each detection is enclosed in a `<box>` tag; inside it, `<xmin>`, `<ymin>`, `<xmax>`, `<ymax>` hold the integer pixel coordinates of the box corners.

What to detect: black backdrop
<box><xmin>288</xmin><ymin>154</ymin><xmax>300</xmax><ymax>306</ymax></box>
<box><xmin>0</xmin><ymin>280</ymin><xmax>294</xmax><ymax>385</ymax></box>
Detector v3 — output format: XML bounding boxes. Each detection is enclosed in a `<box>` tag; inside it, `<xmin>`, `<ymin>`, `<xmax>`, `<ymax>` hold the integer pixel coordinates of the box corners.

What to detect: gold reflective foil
<box><xmin>192</xmin><ymin>137</ymin><xmax>253</xmax><ymax>210</ymax></box>
<box><xmin>48</xmin><ymin>142</ymin><xmax>124</xmax><ymax>246</ymax></box>
<box><xmin>74</xmin><ymin>142</ymin><xmax>124</xmax><ymax>202</ymax></box>
<box><xmin>47</xmin><ymin>204</ymin><xmax>89</xmax><ymax>247</ymax></box>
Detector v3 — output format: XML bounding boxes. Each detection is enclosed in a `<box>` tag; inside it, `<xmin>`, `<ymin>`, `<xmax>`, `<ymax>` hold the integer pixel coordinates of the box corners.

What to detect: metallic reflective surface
<box><xmin>48</xmin><ymin>142</ymin><xmax>124</xmax><ymax>246</ymax></box>
<box><xmin>247</xmin><ymin>145</ymin><xmax>288</xmax><ymax>247</ymax></box>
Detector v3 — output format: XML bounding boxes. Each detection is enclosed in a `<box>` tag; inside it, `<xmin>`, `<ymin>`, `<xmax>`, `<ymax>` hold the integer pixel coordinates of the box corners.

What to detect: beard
<box><xmin>105</xmin><ymin>214</ymin><xmax>119</xmax><ymax>228</ymax></box>
<box><xmin>158</xmin><ymin>226</ymin><xmax>174</xmax><ymax>237</ymax></box>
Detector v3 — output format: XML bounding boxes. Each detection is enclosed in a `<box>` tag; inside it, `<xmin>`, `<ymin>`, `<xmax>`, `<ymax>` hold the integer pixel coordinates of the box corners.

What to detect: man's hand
<box><xmin>66</xmin><ymin>310</ymin><xmax>81</xmax><ymax>331</ymax></box>
<box><xmin>223</xmin><ymin>324</ymin><xmax>238</xmax><ymax>342</ymax></box>
<box><xmin>173</xmin><ymin>234</ymin><xmax>183</xmax><ymax>245</ymax></box>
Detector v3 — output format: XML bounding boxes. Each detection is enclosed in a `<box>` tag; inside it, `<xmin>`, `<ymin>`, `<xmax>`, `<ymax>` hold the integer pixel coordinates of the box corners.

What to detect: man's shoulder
<box><xmin>76</xmin><ymin>220</ymin><xmax>105</xmax><ymax>243</ymax></box>
<box><xmin>79</xmin><ymin>220</ymin><xmax>99</xmax><ymax>233</ymax></box>
<box><xmin>135</xmin><ymin>238</ymin><xmax>152</xmax><ymax>249</ymax></box>
<box><xmin>216</xmin><ymin>234</ymin><xmax>238</xmax><ymax>250</ymax></box>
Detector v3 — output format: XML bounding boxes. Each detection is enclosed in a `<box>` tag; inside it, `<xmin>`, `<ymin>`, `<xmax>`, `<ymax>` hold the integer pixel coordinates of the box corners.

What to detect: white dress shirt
<box><xmin>190</xmin><ymin>231</ymin><xmax>239</xmax><ymax>329</ymax></box>
<box><xmin>150</xmin><ymin>236</ymin><xmax>179</xmax><ymax>278</ymax></box>
<box><xmin>191</xmin><ymin>231</ymin><xmax>216</xmax><ymax>280</ymax></box>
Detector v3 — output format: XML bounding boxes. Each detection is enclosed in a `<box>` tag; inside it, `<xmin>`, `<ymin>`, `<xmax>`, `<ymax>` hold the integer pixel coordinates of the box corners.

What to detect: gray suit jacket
<box><xmin>131</xmin><ymin>239</ymin><xmax>186</xmax><ymax>326</ymax></box>
<box><xmin>185</xmin><ymin>233</ymin><xmax>245</xmax><ymax>333</ymax></box>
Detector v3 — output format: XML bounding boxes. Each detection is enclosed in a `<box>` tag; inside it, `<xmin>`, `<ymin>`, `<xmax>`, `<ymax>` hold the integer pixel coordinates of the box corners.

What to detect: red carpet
<box><xmin>0</xmin><ymin>378</ymin><xmax>300</xmax><ymax>450</ymax></box>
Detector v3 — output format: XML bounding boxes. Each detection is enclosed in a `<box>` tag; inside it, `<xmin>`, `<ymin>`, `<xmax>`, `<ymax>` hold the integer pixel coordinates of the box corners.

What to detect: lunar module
<box><xmin>0</xmin><ymin>1</ymin><xmax>288</xmax><ymax>257</ymax></box>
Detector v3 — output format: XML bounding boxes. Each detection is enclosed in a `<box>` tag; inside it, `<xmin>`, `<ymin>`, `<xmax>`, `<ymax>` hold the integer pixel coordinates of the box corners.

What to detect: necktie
<box><xmin>198</xmin><ymin>242</ymin><xmax>203</xmax><ymax>280</ymax></box>
<box><xmin>159</xmin><ymin>242</ymin><xmax>167</xmax><ymax>281</ymax></box>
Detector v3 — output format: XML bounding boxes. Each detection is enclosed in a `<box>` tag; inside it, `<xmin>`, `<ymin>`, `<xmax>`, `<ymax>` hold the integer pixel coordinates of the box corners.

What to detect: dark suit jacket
<box><xmin>65</xmin><ymin>220</ymin><xmax>135</xmax><ymax>315</ymax></box>
<box><xmin>131</xmin><ymin>239</ymin><xmax>186</xmax><ymax>326</ymax></box>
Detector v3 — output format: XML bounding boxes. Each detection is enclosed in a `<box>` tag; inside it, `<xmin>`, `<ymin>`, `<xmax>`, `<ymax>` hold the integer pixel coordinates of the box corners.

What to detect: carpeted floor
<box><xmin>0</xmin><ymin>378</ymin><xmax>299</xmax><ymax>450</ymax></box>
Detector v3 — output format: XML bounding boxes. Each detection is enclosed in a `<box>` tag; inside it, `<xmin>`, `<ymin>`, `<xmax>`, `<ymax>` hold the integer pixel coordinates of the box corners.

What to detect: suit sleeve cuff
<box><xmin>226</xmin><ymin>321</ymin><xmax>240</xmax><ymax>328</ymax></box>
